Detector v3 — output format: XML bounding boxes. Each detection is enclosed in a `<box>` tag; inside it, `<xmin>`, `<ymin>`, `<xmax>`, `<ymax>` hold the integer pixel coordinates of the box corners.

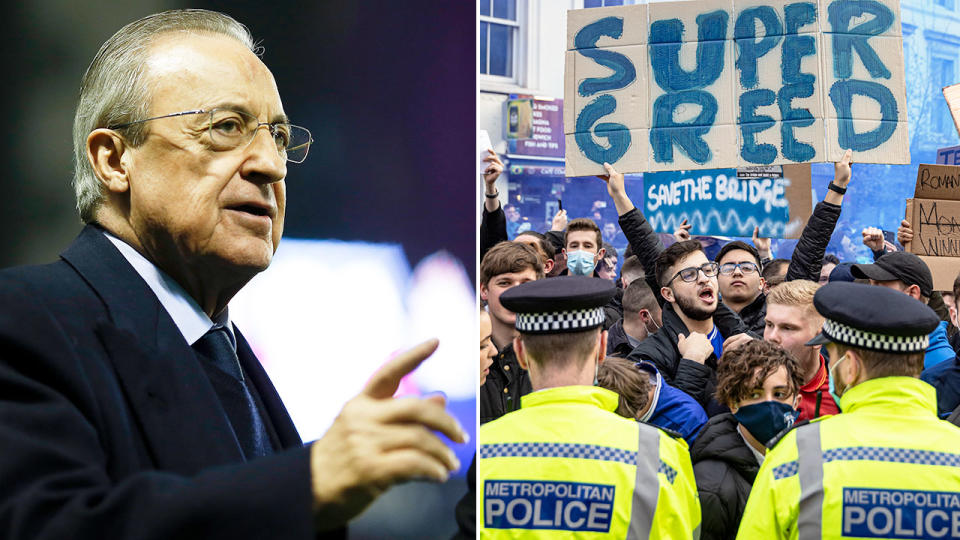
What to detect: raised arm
<box><xmin>479</xmin><ymin>149</ymin><xmax>507</xmax><ymax>261</ymax></box>
<box><xmin>784</xmin><ymin>149</ymin><xmax>851</xmax><ymax>282</ymax></box>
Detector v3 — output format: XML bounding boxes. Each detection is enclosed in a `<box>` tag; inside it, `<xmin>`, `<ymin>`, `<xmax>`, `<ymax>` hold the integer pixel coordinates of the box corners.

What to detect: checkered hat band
<box><xmin>822</xmin><ymin>319</ymin><xmax>929</xmax><ymax>353</ymax></box>
<box><xmin>515</xmin><ymin>307</ymin><xmax>605</xmax><ymax>334</ymax></box>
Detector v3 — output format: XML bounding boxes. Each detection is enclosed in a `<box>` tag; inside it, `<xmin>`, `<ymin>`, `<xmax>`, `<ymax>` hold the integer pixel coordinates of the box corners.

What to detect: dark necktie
<box><xmin>192</xmin><ymin>325</ymin><xmax>272</xmax><ymax>459</ymax></box>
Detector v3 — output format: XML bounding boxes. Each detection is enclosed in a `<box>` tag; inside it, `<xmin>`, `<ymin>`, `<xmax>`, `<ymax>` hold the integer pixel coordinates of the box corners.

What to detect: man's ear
<box><xmin>514</xmin><ymin>336</ymin><xmax>528</xmax><ymax>370</ymax></box>
<box><xmin>597</xmin><ymin>330</ymin><xmax>607</xmax><ymax>364</ymax></box>
<box><xmin>87</xmin><ymin>128</ymin><xmax>132</xmax><ymax>194</ymax></box>
<box><xmin>638</xmin><ymin>309</ymin><xmax>651</xmax><ymax>323</ymax></box>
<box><xmin>661</xmin><ymin>286</ymin><xmax>674</xmax><ymax>304</ymax></box>
<box><xmin>562</xmin><ymin>248</ymin><xmax>568</xmax><ymax>256</ymax></box>
<box><xmin>596</xmin><ymin>247</ymin><xmax>606</xmax><ymax>262</ymax></box>
<box><xmin>480</xmin><ymin>283</ymin><xmax>489</xmax><ymax>302</ymax></box>
<box><xmin>844</xmin><ymin>349</ymin><xmax>864</xmax><ymax>385</ymax></box>
<box><xmin>543</xmin><ymin>259</ymin><xmax>555</xmax><ymax>274</ymax></box>
<box><xmin>905</xmin><ymin>283</ymin><xmax>922</xmax><ymax>301</ymax></box>
<box><xmin>758</xmin><ymin>277</ymin><xmax>767</xmax><ymax>293</ymax></box>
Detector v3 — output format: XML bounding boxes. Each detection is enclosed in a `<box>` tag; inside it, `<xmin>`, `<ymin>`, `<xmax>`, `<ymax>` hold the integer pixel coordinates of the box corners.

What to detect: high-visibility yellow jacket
<box><xmin>478</xmin><ymin>385</ymin><xmax>701</xmax><ymax>539</ymax></box>
<box><xmin>737</xmin><ymin>376</ymin><xmax>960</xmax><ymax>540</ymax></box>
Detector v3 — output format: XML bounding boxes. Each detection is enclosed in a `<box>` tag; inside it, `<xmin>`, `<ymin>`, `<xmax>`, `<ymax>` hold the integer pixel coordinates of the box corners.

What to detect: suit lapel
<box><xmin>62</xmin><ymin>226</ymin><xmax>245</xmax><ymax>472</ymax></box>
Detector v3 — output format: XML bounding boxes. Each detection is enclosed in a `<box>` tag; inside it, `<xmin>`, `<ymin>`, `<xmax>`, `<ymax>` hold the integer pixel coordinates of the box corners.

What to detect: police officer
<box><xmin>478</xmin><ymin>276</ymin><xmax>701</xmax><ymax>538</ymax></box>
<box><xmin>738</xmin><ymin>282</ymin><xmax>960</xmax><ymax>540</ymax></box>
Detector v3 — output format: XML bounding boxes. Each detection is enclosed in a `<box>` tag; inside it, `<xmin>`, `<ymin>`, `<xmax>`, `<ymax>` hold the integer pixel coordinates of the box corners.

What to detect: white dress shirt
<box><xmin>103</xmin><ymin>230</ymin><xmax>233</xmax><ymax>347</ymax></box>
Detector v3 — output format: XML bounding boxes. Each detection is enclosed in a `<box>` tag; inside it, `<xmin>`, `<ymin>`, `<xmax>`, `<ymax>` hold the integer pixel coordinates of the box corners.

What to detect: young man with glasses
<box><xmin>627</xmin><ymin>240</ymin><xmax>755</xmax><ymax>414</ymax></box>
<box><xmin>715</xmin><ymin>241</ymin><xmax>767</xmax><ymax>334</ymax></box>
<box><xmin>0</xmin><ymin>10</ymin><xmax>466</xmax><ymax>538</ymax></box>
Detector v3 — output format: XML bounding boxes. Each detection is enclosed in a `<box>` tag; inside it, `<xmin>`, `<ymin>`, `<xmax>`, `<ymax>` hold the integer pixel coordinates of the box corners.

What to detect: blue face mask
<box><xmin>733</xmin><ymin>401</ymin><xmax>800</xmax><ymax>448</ymax></box>
<box><xmin>828</xmin><ymin>354</ymin><xmax>848</xmax><ymax>412</ymax></box>
<box><xmin>566</xmin><ymin>250</ymin><xmax>597</xmax><ymax>276</ymax></box>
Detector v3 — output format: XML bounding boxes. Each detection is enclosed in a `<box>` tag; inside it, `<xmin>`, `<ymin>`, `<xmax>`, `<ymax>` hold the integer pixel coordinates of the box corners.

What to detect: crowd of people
<box><xmin>473</xmin><ymin>149</ymin><xmax>960</xmax><ymax>538</ymax></box>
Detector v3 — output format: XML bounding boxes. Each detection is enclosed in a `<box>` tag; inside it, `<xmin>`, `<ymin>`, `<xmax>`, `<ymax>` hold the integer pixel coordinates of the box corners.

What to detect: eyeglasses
<box><xmin>719</xmin><ymin>261</ymin><xmax>759</xmax><ymax>275</ymax></box>
<box><xmin>666</xmin><ymin>262</ymin><xmax>720</xmax><ymax>285</ymax></box>
<box><xmin>108</xmin><ymin>108</ymin><xmax>313</xmax><ymax>164</ymax></box>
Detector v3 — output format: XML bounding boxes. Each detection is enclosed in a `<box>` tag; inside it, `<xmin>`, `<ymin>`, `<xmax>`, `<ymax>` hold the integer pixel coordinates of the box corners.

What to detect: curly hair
<box><xmin>597</xmin><ymin>356</ymin><xmax>651</xmax><ymax>420</ymax></box>
<box><xmin>715</xmin><ymin>340</ymin><xmax>803</xmax><ymax>409</ymax></box>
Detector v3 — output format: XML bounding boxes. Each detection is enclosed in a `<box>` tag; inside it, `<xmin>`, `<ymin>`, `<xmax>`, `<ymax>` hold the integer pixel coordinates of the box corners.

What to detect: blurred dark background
<box><xmin>3</xmin><ymin>1</ymin><xmax>475</xmax><ymax>538</ymax></box>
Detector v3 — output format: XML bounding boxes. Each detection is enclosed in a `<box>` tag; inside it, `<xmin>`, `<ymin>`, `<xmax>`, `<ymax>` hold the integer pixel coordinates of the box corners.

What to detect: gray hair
<box><xmin>72</xmin><ymin>9</ymin><xmax>257</xmax><ymax>222</ymax></box>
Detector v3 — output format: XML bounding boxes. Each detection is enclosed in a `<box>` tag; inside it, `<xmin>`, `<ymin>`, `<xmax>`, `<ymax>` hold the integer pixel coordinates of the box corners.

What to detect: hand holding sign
<box><xmin>834</xmin><ymin>149</ymin><xmax>853</xmax><ymax>188</ymax></box>
<box><xmin>310</xmin><ymin>339</ymin><xmax>467</xmax><ymax>530</ymax></box>
<box><xmin>897</xmin><ymin>219</ymin><xmax>914</xmax><ymax>246</ymax></box>
<box><xmin>597</xmin><ymin>162</ymin><xmax>635</xmax><ymax>216</ymax></box>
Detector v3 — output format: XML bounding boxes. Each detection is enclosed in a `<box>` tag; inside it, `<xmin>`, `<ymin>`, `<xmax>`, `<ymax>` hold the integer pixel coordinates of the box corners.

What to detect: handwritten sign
<box><xmin>643</xmin><ymin>163</ymin><xmax>812</xmax><ymax>238</ymax></box>
<box><xmin>905</xmin><ymin>198</ymin><xmax>960</xmax><ymax>257</ymax></box>
<box><xmin>564</xmin><ymin>0</ymin><xmax>909</xmax><ymax>176</ymax></box>
<box><xmin>914</xmin><ymin>164</ymin><xmax>960</xmax><ymax>201</ymax></box>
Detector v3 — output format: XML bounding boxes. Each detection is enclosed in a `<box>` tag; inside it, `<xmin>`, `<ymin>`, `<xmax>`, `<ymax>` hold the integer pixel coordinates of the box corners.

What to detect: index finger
<box><xmin>375</xmin><ymin>397</ymin><xmax>468</xmax><ymax>444</ymax></box>
<box><xmin>364</xmin><ymin>338</ymin><xmax>440</xmax><ymax>399</ymax></box>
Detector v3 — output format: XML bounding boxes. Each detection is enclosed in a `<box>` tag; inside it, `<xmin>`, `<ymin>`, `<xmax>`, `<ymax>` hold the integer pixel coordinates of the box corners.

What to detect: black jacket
<box><xmin>606</xmin><ymin>318</ymin><xmax>637</xmax><ymax>356</ymax></box>
<box><xmin>0</xmin><ymin>226</ymin><xmax>326</xmax><ymax>539</ymax></box>
<box><xmin>479</xmin><ymin>342</ymin><xmax>531</xmax><ymax>424</ymax></box>
<box><xmin>480</xmin><ymin>205</ymin><xmax>508</xmax><ymax>262</ymax></box>
<box><xmin>736</xmin><ymin>293</ymin><xmax>767</xmax><ymax>335</ymax></box>
<box><xmin>626</xmin><ymin>303</ymin><xmax>746</xmax><ymax>415</ymax></box>
<box><xmin>690</xmin><ymin>414</ymin><xmax>760</xmax><ymax>540</ymax></box>
<box><xmin>785</xmin><ymin>201</ymin><xmax>842</xmax><ymax>282</ymax></box>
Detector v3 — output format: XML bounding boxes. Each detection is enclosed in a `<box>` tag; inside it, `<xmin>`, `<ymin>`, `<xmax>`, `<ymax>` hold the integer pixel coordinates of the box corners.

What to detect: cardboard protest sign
<box><xmin>917</xmin><ymin>255</ymin><xmax>960</xmax><ymax>291</ymax></box>
<box><xmin>904</xmin><ymin>199</ymin><xmax>960</xmax><ymax>257</ymax></box>
<box><xmin>904</xmin><ymin>164</ymin><xmax>960</xmax><ymax>289</ymax></box>
<box><xmin>564</xmin><ymin>0</ymin><xmax>909</xmax><ymax>176</ymax></box>
<box><xmin>643</xmin><ymin>163</ymin><xmax>812</xmax><ymax>238</ymax></box>
<box><xmin>914</xmin><ymin>164</ymin><xmax>960</xmax><ymax>201</ymax></box>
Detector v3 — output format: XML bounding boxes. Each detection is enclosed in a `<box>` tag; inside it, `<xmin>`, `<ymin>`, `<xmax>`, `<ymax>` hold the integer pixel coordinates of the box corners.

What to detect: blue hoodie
<box><xmin>636</xmin><ymin>361</ymin><xmax>709</xmax><ymax>445</ymax></box>
<box><xmin>925</xmin><ymin>321</ymin><xmax>955</xmax><ymax>370</ymax></box>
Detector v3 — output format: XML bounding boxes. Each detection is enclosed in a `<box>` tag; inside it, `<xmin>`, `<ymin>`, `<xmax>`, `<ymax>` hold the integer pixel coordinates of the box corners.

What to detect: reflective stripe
<box><xmin>823</xmin><ymin>446</ymin><xmax>960</xmax><ymax>467</ymax></box>
<box><xmin>627</xmin><ymin>428</ymin><xmax>660</xmax><ymax>540</ymax></box>
<box><xmin>797</xmin><ymin>423</ymin><xmax>824</xmax><ymax>540</ymax></box>
<box><xmin>772</xmin><ymin>460</ymin><xmax>798</xmax><ymax>480</ymax></box>
<box><xmin>479</xmin><ymin>442</ymin><xmax>635</xmax><ymax>464</ymax></box>
<box><xmin>771</xmin><ymin>446</ymin><xmax>960</xmax><ymax>481</ymax></box>
<box><xmin>658</xmin><ymin>460</ymin><xmax>677</xmax><ymax>484</ymax></box>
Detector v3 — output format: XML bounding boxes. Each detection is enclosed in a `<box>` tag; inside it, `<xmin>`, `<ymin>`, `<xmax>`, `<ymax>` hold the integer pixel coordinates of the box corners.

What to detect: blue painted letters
<box><xmin>573</xmin><ymin>17</ymin><xmax>637</xmax><ymax>165</ymax></box>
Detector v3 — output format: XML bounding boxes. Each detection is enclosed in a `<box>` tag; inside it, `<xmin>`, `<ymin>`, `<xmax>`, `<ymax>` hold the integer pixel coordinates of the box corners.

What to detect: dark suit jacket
<box><xmin>0</xmin><ymin>226</ymin><xmax>332</xmax><ymax>538</ymax></box>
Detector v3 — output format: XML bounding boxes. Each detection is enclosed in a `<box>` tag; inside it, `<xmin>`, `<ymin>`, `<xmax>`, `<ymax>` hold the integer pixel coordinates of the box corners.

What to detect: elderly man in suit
<box><xmin>0</xmin><ymin>9</ymin><xmax>466</xmax><ymax>539</ymax></box>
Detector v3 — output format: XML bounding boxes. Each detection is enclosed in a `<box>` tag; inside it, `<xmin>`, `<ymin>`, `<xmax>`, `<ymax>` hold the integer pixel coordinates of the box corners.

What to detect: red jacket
<box><xmin>797</xmin><ymin>354</ymin><xmax>839</xmax><ymax>421</ymax></box>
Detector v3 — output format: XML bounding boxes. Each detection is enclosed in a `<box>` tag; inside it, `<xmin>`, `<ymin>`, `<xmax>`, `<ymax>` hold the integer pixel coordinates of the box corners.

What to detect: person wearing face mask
<box><xmin>478</xmin><ymin>276</ymin><xmax>700</xmax><ymax>538</ymax></box>
<box><xmin>606</xmin><ymin>280</ymin><xmax>663</xmax><ymax>355</ymax></box>
<box><xmin>739</xmin><ymin>282</ymin><xmax>960</xmax><ymax>540</ymax></box>
<box><xmin>690</xmin><ymin>340</ymin><xmax>803</xmax><ymax>540</ymax></box>
<box><xmin>562</xmin><ymin>218</ymin><xmax>606</xmax><ymax>277</ymax></box>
